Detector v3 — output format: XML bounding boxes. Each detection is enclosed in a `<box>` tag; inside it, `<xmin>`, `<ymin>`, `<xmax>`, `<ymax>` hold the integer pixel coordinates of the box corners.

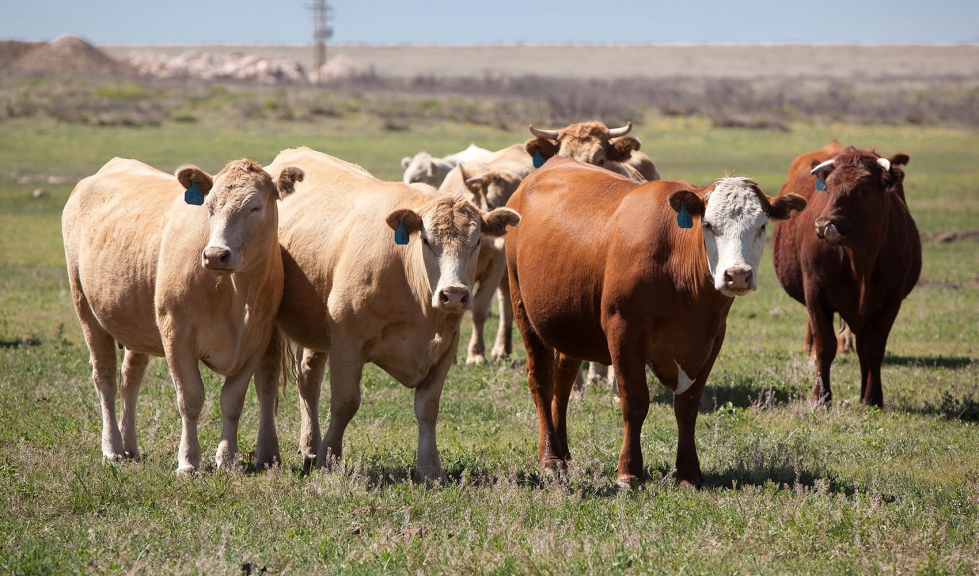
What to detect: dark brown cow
<box><xmin>506</xmin><ymin>158</ymin><xmax>805</xmax><ymax>487</ymax></box>
<box><xmin>773</xmin><ymin>142</ymin><xmax>921</xmax><ymax>408</ymax></box>
<box><xmin>524</xmin><ymin>121</ymin><xmax>660</xmax><ymax>182</ymax></box>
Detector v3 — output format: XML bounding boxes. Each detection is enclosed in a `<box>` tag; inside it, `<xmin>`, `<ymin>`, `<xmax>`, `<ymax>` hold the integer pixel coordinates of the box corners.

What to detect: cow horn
<box><xmin>607</xmin><ymin>121</ymin><xmax>633</xmax><ymax>138</ymax></box>
<box><xmin>529</xmin><ymin>125</ymin><xmax>559</xmax><ymax>139</ymax></box>
<box><xmin>877</xmin><ymin>157</ymin><xmax>891</xmax><ymax>172</ymax></box>
<box><xmin>810</xmin><ymin>160</ymin><xmax>835</xmax><ymax>176</ymax></box>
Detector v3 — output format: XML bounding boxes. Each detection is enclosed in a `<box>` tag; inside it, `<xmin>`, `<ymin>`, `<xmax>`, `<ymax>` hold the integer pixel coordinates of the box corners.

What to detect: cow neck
<box><xmin>844</xmin><ymin>197</ymin><xmax>891</xmax><ymax>316</ymax></box>
<box><xmin>225</xmin><ymin>241</ymin><xmax>279</xmax><ymax>319</ymax></box>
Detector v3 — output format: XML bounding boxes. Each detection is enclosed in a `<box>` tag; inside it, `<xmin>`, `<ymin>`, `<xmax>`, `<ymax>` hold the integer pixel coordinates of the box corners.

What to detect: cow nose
<box><xmin>202</xmin><ymin>246</ymin><xmax>232</xmax><ymax>270</ymax></box>
<box><xmin>723</xmin><ymin>266</ymin><xmax>753</xmax><ymax>292</ymax></box>
<box><xmin>814</xmin><ymin>218</ymin><xmax>841</xmax><ymax>243</ymax></box>
<box><xmin>437</xmin><ymin>286</ymin><xmax>471</xmax><ymax>310</ymax></box>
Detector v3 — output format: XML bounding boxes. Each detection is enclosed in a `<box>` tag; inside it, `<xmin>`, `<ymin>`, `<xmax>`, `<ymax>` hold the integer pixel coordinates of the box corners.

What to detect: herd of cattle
<box><xmin>62</xmin><ymin>121</ymin><xmax>921</xmax><ymax>487</ymax></box>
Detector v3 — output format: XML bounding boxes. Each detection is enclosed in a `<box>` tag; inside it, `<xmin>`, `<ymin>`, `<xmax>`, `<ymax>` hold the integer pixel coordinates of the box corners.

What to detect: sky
<box><xmin>1</xmin><ymin>0</ymin><xmax>977</xmax><ymax>45</ymax></box>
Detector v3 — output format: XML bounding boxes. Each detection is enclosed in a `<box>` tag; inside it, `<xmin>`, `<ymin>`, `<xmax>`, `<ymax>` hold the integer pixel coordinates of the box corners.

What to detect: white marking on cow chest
<box><xmin>674</xmin><ymin>361</ymin><xmax>695</xmax><ymax>396</ymax></box>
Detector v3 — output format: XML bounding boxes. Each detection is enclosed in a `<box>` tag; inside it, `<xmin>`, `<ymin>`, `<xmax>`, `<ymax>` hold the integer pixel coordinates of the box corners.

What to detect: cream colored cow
<box><xmin>63</xmin><ymin>157</ymin><xmax>303</xmax><ymax>472</ymax></box>
<box><xmin>439</xmin><ymin>143</ymin><xmax>534</xmax><ymax>365</ymax></box>
<box><xmin>256</xmin><ymin>147</ymin><xmax>520</xmax><ymax>480</ymax></box>
<box><xmin>401</xmin><ymin>143</ymin><xmax>492</xmax><ymax>188</ymax></box>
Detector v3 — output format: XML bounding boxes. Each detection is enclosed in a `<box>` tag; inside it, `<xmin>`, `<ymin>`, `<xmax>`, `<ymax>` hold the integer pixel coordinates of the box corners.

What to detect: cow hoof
<box><xmin>615</xmin><ymin>474</ymin><xmax>645</xmax><ymax>490</ymax></box>
<box><xmin>489</xmin><ymin>348</ymin><xmax>509</xmax><ymax>361</ymax></box>
<box><xmin>541</xmin><ymin>457</ymin><xmax>567</xmax><ymax>471</ymax></box>
<box><xmin>124</xmin><ymin>449</ymin><xmax>141</xmax><ymax>461</ymax></box>
<box><xmin>102</xmin><ymin>451</ymin><xmax>126</xmax><ymax>462</ymax></box>
<box><xmin>255</xmin><ymin>453</ymin><xmax>282</xmax><ymax>471</ymax></box>
<box><xmin>175</xmin><ymin>464</ymin><xmax>200</xmax><ymax>476</ymax></box>
<box><xmin>466</xmin><ymin>353</ymin><xmax>486</xmax><ymax>365</ymax></box>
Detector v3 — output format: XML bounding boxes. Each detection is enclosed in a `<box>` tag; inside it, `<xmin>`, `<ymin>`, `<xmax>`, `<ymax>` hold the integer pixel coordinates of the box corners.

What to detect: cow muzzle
<box><xmin>814</xmin><ymin>218</ymin><xmax>843</xmax><ymax>245</ymax></box>
<box><xmin>720</xmin><ymin>265</ymin><xmax>754</xmax><ymax>296</ymax></box>
<box><xmin>202</xmin><ymin>246</ymin><xmax>237</xmax><ymax>273</ymax></box>
<box><xmin>435</xmin><ymin>285</ymin><xmax>471</xmax><ymax>312</ymax></box>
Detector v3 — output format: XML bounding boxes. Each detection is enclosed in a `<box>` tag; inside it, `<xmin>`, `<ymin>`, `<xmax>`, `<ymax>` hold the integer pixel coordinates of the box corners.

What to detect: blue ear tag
<box><xmin>533</xmin><ymin>150</ymin><xmax>545</xmax><ymax>169</ymax></box>
<box><xmin>394</xmin><ymin>221</ymin><xmax>409</xmax><ymax>245</ymax></box>
<box><xmin>815</xmin><ymin>174</ymin><xmax>826</xmax><ymax>192</ymax></box>
<box><xmin>677</xmin><ymin>201</ymin><xmax>693</xmax><ymax>229</ymax></box>
<box><xmin>184</xmin><ymin>182</ymin><xmax>205</xmax><ymax>206</ymax></box>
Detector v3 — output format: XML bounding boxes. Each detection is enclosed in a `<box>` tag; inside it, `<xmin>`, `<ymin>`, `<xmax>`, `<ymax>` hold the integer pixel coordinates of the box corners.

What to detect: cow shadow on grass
<box><xmin>882</xmin><ymin>355</ymin><xmax>974</xmax><ymax>369</ymax></box>
<box><xmin>646</xmin><ymin>378</ymin><xmax>798</xmax><ymax>413</ymax></box>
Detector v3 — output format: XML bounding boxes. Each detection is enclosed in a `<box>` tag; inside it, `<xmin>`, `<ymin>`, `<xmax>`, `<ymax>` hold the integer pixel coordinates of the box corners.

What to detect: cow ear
<box><xmin>275</xmin><ymin>167</ymin><xmax>304</xmax><ymax>199</ymax></box>
<box><xmin>401</xmin><ymin>156</ymin><xmax>412</xmax><ymax>169</ymax></box>
<box><xmin>385</xmin><ymin>208</ymin><xmax>423</xmax><ymax>234</ymax></box>
<box><xmin>480</xmin><ymin>207</ymin><xmax>521</xmax><ymax>238</ymax></box>
<box><xmin>668</xmin><ymin>190</ymin><xmax>705</xmax><ymax>217</ymax></box>
<box><xmin>889</xmin><ymin>153</ymin><xmax>910</xmax><ymax>166</ymax></box>
<box><xmin>175</xmin><ymin>166</ymin><xmax>213</xmax><ymax>194</ymax></box>
<box><xmin>525</xmin><ymin>138</ymin><xmax>559</xmax><ymax>161</ymax></box>
<box><xmin>425</xmin><ymin>159</ymin><xmax>435</xmax><ymax>178</ymax></box>
<box><xmin>608</xmin><ymin>136</ymin><xmax>641</xmax><ymax>163</ymax></box>
<box><xmin>464</xmin><ymin>174</ymin><xmax>486</xmax><ymax>193</ymax></box>
<box><xmin>766</xmin><ymin>193</ymin><xmax>807</xmax><ymax>220</ymax></box>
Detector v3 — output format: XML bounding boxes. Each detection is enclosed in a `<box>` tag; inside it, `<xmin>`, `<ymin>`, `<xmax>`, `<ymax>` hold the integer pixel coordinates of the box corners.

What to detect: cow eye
<box><xmin>702</xmin><ymin>221</ymin><xmax>713</xmax><ymax>232</ymax></box>
<box><xmin>422</xmin><ymin>237</ymin><xmax>431</xmax><ymax>248</ymax></box>
<box><xmin>471</xmin><ymin>237</ymin><xmax>481</xmax><ymax>253</ymax></box>
<box><xmin>249</xmin><ymin>206</ymin><xmax>261</xmax><ymax>214</ymax></box>
<box><xmin>757</xmin><ymin>225</ymin><xmax>766</xmax><ymax>237</ymax></box>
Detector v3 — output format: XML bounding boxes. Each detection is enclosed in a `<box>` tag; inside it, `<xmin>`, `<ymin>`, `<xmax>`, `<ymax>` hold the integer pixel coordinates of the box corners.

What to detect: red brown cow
<box><xmin>773</xmin><ymin>142</ymin><xmax>921</xmax><ymax>408</ymax></box>
<box><xmin>506</xmin><ymin>158</ymin><xmax>805</xmax><ymax>487</ymax></box>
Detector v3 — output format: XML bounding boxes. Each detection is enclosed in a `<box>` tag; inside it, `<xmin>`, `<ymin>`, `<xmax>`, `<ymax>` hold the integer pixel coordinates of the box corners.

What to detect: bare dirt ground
<box><xmin>103</xmin><ymin>44</ymin><xmax>979</xmax><ymax>82</ymax></box>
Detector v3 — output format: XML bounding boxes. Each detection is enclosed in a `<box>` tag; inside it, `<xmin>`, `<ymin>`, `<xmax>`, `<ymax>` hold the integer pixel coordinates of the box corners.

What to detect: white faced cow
<box><xmin>63</xmin><ymin>158</ymin><xmax>303</xmax><ymax>472</ymax></box>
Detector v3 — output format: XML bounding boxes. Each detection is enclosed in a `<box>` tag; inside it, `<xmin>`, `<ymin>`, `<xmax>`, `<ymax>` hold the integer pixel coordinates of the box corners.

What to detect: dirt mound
<box><xmin>310</xmin><ymin>55</ymin><xmax>373</xmax><ymax>84</ymax></box>
<box><xmin>5</xmin><ymin>35</ymin><xmax>132</xmax><ymax>77</ymax></box>
<box><xmin>127</xmin><ymin>50</ymin><xmax>307</xmax><ymax>85</ymax></box>
<box><xmin>0</xmin><ymin>40</ymin><xmax>45</xmax><ymax>70</ymax></box>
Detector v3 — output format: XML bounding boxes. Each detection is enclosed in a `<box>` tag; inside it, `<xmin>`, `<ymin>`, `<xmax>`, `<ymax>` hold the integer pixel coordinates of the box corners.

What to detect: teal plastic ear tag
<box><xmin>533</xmin><ymin>150</ymin><xmax>545</xmax><ymax>169</ymax></box>
<box><xmin>394</xmin><ymin>221</ymin><xmax>409</xmax><ymax>245</ymax></box>
<box><xmin>677</xmin><ymin>201</ymin><xmax>693</xmax><ymax>229</ymax></box>
<box><xmin>815</xmin><ymin>174</ymin><xmax>826</xmax><ymax>192</ymax></box>
<box><xmin>184</xmin><ymin>182</ymin><xmax>205</xmax><ymax>206</ymax></box>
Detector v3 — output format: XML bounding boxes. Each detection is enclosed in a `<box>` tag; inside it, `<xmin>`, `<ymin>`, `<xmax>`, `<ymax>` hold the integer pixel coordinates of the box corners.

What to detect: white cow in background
<box><xmin>401</xmin><ymin>143</ymin><xmax>491</xmax><ymax>187</ymax></box>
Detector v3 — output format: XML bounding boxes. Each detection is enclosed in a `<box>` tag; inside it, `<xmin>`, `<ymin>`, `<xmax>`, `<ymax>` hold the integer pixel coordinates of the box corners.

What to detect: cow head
<box><xmin>525</xmin><ymin>121</ymin><xmax>639</xmax><ymax>169</ymax></box>
<box><xmin>401</xmin><ymin>152</ymin><xmax>436</xmax><ymax>185</ymax></box>
<box><xmin>809</xmin><ymin>147</ymin><xmax>909</xmax><ymax>247</ymax></box>
<box><xmin>459</xmin><ymin>162</ymin><xmax>526</xmax><ymax>211</ymax></box>
<box><xmin>385</xmin><ymin>195</ymin><xmax>521</xmax><ymax>312</ymax></box>
<box><xmin>176</xmin><ymin>160</ymin><xmax>303</xmax><ymax>275</ymax></box>
<box><xmin>669</xmin><ymin>178</ymin><xmax>807</xmax><ymax>297</ymax></box>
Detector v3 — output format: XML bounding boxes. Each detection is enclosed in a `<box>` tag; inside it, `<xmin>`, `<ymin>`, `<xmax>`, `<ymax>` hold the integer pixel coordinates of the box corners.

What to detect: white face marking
<box><xmin>700</xmin><ymin>177</ymin><xmax>769</xmax><ymax>297</ymax></box>
<box><xmin>675</xmin><ymin>361</ymin><xmax>695</xmax><ymax>396</ymax></box>
<box><xmin>420</xmin><ymin>215</ymin><xmax>481</xmax><ymax>311</ymax></box>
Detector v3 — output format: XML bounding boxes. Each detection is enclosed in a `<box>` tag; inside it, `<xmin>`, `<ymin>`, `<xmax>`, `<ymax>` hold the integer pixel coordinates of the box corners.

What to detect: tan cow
<box><xmin>524</xmin><ymin>121</ymin><xmax>660</xmax><ymax>182</ymax></box>
<box><xmin>255</xmin><ymin>147</ymin><xmax>520</xmax><ymax>480</ymax></box>
<box><xmin>439</xmin><ymin>143</ymin><xmax>534</xmax><ymax>364</ymax></box>
<box><xmin>63</xmin><ymin>157</ymin><xmax>303</xmax><ymax>472</ymax></box>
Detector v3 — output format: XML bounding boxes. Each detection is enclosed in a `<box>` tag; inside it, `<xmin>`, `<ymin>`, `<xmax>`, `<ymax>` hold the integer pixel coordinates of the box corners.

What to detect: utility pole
<box><xmin>310</xmin><ymin>0</ymin><xmax>334</xmax><ymax>83</ymax></box>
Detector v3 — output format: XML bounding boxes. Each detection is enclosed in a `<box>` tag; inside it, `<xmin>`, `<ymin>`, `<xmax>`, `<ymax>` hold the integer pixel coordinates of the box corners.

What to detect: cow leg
<box><xmin>552</xmin><ymin>352</ymin><xmax>581</xmax><ymax>461</ymax></box>
<box><xmin>804</xmin><ymin>318</ymin><xmax>816</xmax><ymax>364</ymax></box>
<box><xmin>856</xmin><ymin>307</ymin><xmax>900</xmax><ymax>409</ymax></box>
<box><xmin>164</xmin><ymin>347</ymin><xmax>206</xmax><ymax>473</ymax></box>
<box><xmin>837</xmin><ymin>318</ymin><xmax>855</xmax><ymax>356</ymax></box>
<box><xmin>469</xmin><ymin>250</ymin><xmax>506</xmax><ymax>364</ymax></box>
<box><xmin>413</xmin><ymin>335</ymin><xmax>457</xmax><ymax>483</ymax></box>
<box><xmin>119</xmin><ymin>349</ymin><xmax>149</xmax><ymax>459</ymax></box>
<box><xmin>316</xmin><ymin>343</ymin><xmax>363</xmax><ymax>470</ymax></box>
<box><xmin>297</xmin><ymin>347</ymin><xmax>328</xmax><ymax>469</ymax></box>
<box><xmin>490</xmin><ymin>271</ymin><xmax>513</xmax><ymax>360</ymax></box>
<box><xmin>807</xmin><ymin>302</ymin><xmax>837</xmax><ymax>407</ymax></box>
<box><xmin>465</xmin><ymin>294</ymin><xmax>490</xmax><ymax>365</ymax></box>
<box><xmin>608</xmin><ymin>321</ymin><xmax>649</xmax><ymax>487</ymax></box>
<box><xmin>512</xmin><ymin>293</ymin><xmax>562</xmax><ymax>468</ymax></box>
<box><xmin>215</xmin><ymin>360</ymin><xmax>259</xmax><ymax>470</ymax></box>
<box><xmin>253</xmin><ymin>329</ymin><xmax>283</xmax><ymax>470</ymax></box>
<box><xmin>72</xmin><ymin>291</ymin><xmax>126</xmax><ymax>461</ymax></box>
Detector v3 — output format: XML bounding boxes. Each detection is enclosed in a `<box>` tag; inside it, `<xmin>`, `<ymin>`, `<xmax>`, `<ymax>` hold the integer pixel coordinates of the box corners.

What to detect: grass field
<box><xmin>1</xmin><ymin>114</ymin><xmax>978</xmax><ymax>574</ymax></box>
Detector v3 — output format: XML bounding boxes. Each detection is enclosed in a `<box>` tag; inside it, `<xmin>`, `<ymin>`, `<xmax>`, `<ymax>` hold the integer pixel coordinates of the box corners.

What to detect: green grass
<box><xmin>1</xmin><ymin>116</ymin><xmax>977</xmax><ymax>574</ymax></box>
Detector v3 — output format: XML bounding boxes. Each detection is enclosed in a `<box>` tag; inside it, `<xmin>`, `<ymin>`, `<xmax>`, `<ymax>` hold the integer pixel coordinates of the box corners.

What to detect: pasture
<box><xmin>1</xmin><ymin>114</ymin><xmax>978</xmax><ymax>574</ymax></box>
